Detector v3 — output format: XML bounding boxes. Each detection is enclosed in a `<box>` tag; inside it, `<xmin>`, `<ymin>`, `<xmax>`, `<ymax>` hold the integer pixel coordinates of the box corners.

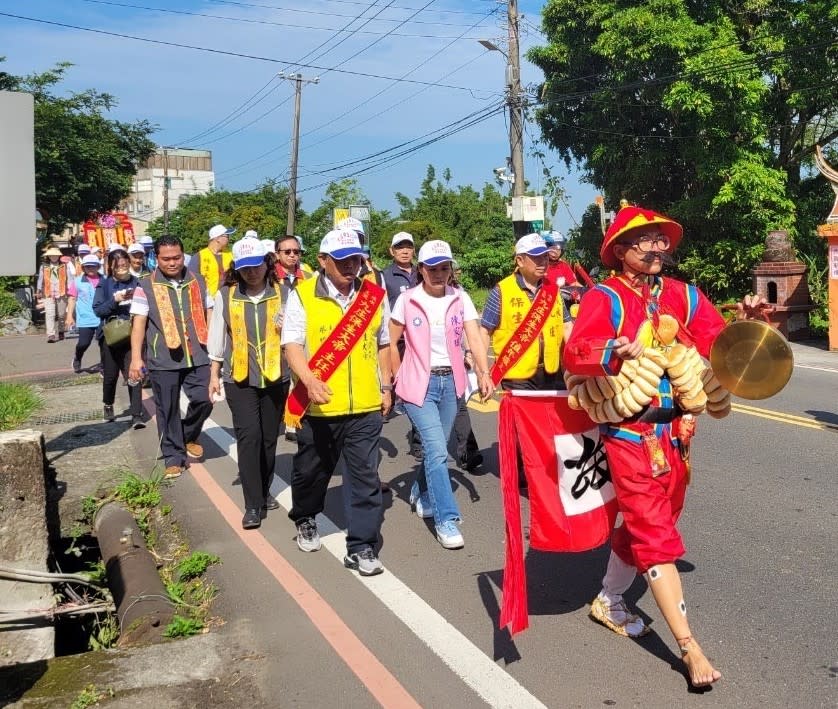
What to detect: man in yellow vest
<box><xmin>191</xmin><ymin>223</ymin><xmax>235</xmax><ymax>297</ymax></box>
<box><xmin>480</xmin><ymin>232</ymin><xmax>573</xmax><ymax>391</ymax></box>
<box><xmin>282</xmin><ymin>228</ymin><xmax>392</xmax><ymax>576</ymax></box>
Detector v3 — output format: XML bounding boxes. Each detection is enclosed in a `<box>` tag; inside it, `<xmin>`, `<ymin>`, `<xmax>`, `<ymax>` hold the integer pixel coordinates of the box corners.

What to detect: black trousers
<box><xmin>501</xmin><ymin>367</ymin><xmax>565</xmax><ymax>391</ymax></box>
<box><xmin>289</xmin><ymin>412</ymin><xmax>383</xmax><ymax>554</ymax></box>
<box><xmin>225</xmin><ymin>379</ymin><xmax>289</xmax><ymax>511</ymax></box>
<box><xmin>75</xmin><ymin>327</ymin><xmax>99</xmax><ymax>365</ymax></box>
<box><xmin>449</xmin><ymin>396</ymin><xmax>479</xmax><ymax>462</ymax></box>
<box><xmin>149</xmin><ymin>365</ymin><xmax>212</xmax><ymax>468</ymax></box>
<box><xmin>101</xmin><ymin>339</ymin><xmax>141</xmax><ymax>417</ymax></box>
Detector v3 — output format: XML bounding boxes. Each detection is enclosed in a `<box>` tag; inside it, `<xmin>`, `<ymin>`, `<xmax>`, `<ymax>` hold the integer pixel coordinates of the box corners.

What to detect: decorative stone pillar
<box><xmin>751</xmin><ymin>230</ymin><xmax>813</xmax><ymax>341</ymax></box>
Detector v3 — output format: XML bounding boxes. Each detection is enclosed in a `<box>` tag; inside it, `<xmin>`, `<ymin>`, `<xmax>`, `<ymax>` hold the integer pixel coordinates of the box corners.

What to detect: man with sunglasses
<box><xmin>274</xmin><ymin>235</ymin><xmax>312</xmax><ymax>442</ymax></box>
<box><xmin>564</xmin><ymin>205</ymin><xmax>768</xmax><ymax>688</ymax></box>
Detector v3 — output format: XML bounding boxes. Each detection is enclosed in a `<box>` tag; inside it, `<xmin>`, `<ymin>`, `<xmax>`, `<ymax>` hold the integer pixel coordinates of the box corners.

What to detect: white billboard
<box><xmin>0</xmin><ymin>91</ymin><xmax>36</xmax><ymax>276</ymax></box>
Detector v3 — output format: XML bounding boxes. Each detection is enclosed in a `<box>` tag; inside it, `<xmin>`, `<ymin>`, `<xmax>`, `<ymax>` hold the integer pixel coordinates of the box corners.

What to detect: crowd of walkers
<box><xmin>35</xmin><ymin>205</ymin><xmax>776</xmax><ymax>688</ymax></box>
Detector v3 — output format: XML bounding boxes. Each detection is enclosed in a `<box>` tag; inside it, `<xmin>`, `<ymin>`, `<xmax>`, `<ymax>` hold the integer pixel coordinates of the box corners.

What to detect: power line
<box><xmin>206</xmin><ymin>0</ymin><xmax>488</xmax><ymax>26</ymax></box>
<box><xmin>0</xmin><ymin>11</ymin><xmax>481</xmax><ymax>90</ymax></box>
<box><xmin>217</xmin><ymin>7</ymin><xmax>498</xmax><ymax>178</ymax></box>
<box><xmin>173</xmin><ymin>78</ymin><xmax>284</xmax><ymax>146</ymax></box>
<box><xmin>74</xmin><ymin>0</ymin><xmax>487</xmax><ymax>39</ymax></box>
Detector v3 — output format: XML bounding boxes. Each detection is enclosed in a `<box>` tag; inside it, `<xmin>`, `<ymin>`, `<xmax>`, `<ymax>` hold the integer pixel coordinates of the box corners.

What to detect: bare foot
<box><xmin>680</xmin><ymin>638</ymin><xmax>722</xmax><ymax>687</ymax></box>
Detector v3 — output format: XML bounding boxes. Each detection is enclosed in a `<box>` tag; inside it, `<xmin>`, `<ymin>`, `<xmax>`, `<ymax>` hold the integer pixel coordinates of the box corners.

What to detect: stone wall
<box><xmin>0</xmin><ymin>429</ymin><xmax>55</xmax><ymax>666</ymax></box>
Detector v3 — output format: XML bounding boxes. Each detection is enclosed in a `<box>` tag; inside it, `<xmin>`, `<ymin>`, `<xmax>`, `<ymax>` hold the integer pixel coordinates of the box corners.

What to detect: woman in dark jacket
<box><xmin>93</xmin><ymin>247</ymin><xmax>142</xmax><ymax>427</ymax></box>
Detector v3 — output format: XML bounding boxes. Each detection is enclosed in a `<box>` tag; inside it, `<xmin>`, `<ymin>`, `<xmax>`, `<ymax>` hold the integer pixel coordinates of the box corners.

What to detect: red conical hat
<box><xmin>600</xmin><ymin>206</ymin><xmax>683</xmax><ymax>269</ymax></box>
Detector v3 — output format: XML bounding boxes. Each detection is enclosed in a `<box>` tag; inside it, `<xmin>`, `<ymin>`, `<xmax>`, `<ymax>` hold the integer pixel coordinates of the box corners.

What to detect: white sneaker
<box><xmin>409</xmin><ymin>489</ymin><xmax>433</xmax><ymax>519</ymax></box>
<box><xmin>435</xmin><ymin>520</ymin><xmax>464</xmax><ymax>549</ymax></box>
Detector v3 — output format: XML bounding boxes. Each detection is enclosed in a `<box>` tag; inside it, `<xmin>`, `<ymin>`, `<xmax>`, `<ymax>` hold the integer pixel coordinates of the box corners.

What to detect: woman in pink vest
<box><xmin>389</xmin><ymin>240</ymin><xmax>492</xmax><ymax>549</ymax></box>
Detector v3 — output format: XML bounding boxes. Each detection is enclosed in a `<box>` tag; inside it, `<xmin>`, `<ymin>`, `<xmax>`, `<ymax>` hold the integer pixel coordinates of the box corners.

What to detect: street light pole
<box><xmin>480</xmin><ymin>1</ymin><xmax>528</xmax><ymax>238</ymax></box>
<box><xmin>162</xmin><ymin>147</ymin><xmax>169</xmax><ymax>232</ymax></box>
<box><xmin>507</xmin><ymin>0</ymin><xmax>527</xmax><ymax>238</ymax></box>
<box><xmin>279</xmin><ymin>72</ymin><xmax>319</xmax><ymax>236</ymax></box>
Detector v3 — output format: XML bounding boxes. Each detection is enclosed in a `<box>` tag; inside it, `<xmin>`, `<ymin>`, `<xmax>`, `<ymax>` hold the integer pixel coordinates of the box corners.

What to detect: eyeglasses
<box><xmin>280</xmin><ymin>249</ymin><xmax>301</xmax><ymax>255</ymax></box>
<box><xmin>619</xmin><ymin>234</ymin><xmax>670</xmax><ymax>252</ymax></box>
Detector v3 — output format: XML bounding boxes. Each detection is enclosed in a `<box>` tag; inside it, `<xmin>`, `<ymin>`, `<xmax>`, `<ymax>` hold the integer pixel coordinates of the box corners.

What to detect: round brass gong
<box><xmin>709</xmin><ymin>320</ymin><xmax>794</xmax><ymax>400</ymax></box>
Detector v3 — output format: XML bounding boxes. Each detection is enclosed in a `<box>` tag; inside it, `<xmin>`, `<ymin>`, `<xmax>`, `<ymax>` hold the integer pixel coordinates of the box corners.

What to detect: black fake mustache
<box><xmin>640</xmin><ymin>251</ymin><xmax>677</xmax><ymax>266</ymax></box>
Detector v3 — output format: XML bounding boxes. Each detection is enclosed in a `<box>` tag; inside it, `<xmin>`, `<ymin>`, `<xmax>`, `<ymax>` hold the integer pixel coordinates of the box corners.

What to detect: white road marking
<box><xmin>194</xmin><ymin>410</ymin><xmax>547</xmax><ymax>709</ymax></box>
<box><xmin>794</xmin><ymin>363</ymin><xmax>838</xmax><ymax>374</ymax></box>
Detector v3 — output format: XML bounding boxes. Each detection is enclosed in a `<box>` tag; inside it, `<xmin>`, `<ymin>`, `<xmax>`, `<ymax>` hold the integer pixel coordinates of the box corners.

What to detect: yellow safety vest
<box><xmin>296</xmin><ymin>277</ymin><xmax>383</xmax><ymax>417</ymax></box>
<box><xmin>491</xmin><ymin>273</ymin><xmax>564</xmax><ymax>379</ymax></box>
<box><xmin>197</xmin><ymin>248</ymin><xmax>233</xmax><ymax>297</ymax></box>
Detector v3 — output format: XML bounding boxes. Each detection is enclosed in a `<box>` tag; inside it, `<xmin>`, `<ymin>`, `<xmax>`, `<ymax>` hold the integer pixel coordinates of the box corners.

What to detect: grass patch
<box><xmin>163</xmin><ymin>614</ymin><xmax>204</xmax><ymax>638</ymax></box>
<box><xmin>70</xmin><ymin>684</ymin><xmax>113</xmax><ymax>709</ymax></box>
<box><xmin>0</xmin><ymin>382</ymin><xmax>43</xmax><ymax>431</ymax></box>
<box><xmin>177</xmin><ymin>551</ymin><xmax>220</xmax><ymax>581</ymax></box>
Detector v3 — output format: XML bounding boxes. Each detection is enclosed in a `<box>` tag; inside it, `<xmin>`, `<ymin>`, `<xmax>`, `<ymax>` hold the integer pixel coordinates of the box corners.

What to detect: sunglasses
<box><xmin>280</xmin><ymin>249</ymin><xmax>301</xmax><ymax>255</ymax></box>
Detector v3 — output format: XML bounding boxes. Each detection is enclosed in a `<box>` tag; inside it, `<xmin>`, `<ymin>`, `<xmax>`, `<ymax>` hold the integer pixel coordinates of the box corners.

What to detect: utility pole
<box><xmin>162</xmin><ymin>147</ymin><xmax>169</xmax><ymax>232</ymax></box>
<box><xmin>279</xmin><ymin>72</ymin><xmax>319</xmax><ymax>235</ymax></box>
<box><xmin>507</xmin><ymin>0</ymin><xmax>527</xmax><ymax>238</ymax></box>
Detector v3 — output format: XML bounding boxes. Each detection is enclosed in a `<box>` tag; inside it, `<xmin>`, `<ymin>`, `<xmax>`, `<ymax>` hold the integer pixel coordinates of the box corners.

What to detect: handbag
<box><xmin>102</xmin><ymin>316</ymin><xmax>131</xmax><ymax>346</ymax></box>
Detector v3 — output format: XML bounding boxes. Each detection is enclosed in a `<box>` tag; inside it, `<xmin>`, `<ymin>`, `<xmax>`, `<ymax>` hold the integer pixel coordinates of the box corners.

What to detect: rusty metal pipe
<box><xmin>93</xmin><ymin>502</ymin><xmax>173</xmax><ymax>645</ymax></box>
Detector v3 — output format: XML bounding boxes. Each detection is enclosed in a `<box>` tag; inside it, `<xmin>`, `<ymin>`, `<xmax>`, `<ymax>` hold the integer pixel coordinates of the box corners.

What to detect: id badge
<box><xmin>642</xmin><ymin>430</ymin><xmax>670</xmax><ymax>477</ymax></box>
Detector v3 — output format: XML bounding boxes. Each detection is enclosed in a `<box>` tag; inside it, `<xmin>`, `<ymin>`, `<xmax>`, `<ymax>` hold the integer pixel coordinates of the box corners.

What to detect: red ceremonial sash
<box><xmin>284</xmin><ymin>279</ymin><xmax>385</xmax><ymax>426</ymax></box>
<box><xmin>490</xmin><ymin>282</ymin><xmax>558</xmax><ymax>386</ymax></box>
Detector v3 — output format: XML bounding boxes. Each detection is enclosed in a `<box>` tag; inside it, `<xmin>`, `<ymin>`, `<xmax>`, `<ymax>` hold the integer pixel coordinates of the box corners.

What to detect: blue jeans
<box><xmin>404</xmin><ymin>373</ymin><xmax>461</xmax><ymax>525</ymax></box>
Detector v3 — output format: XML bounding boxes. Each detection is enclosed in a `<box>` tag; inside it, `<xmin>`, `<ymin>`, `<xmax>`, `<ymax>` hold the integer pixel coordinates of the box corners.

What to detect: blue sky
<box><xmin>0</xmin><ymin>0</ymin><xmax>595</xmax><ymax>233</ymax></box>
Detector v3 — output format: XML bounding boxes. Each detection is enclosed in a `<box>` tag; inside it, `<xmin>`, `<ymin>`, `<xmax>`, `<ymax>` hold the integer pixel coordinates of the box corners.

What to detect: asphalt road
<box><xmin>4</xmin><ymin>335</ymin><xmax>836</xmax><ymax>707</ymax></box>
<box><xmin>158</xmin><ymin>353</ymin><xmax>837</xmax><ymax>709</ymax></box>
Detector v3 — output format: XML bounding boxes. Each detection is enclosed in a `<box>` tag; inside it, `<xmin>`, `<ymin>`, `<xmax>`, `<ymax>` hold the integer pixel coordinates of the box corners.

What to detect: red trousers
<box><xmin>603</xmin><ymin>432</ymin><xmax>688</xmax><ymax>574</ymax></box>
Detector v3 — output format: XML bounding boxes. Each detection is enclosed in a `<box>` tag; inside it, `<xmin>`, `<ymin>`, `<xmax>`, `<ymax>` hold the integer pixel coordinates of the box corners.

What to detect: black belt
<box><xmin>628</xmin><ymin>405</ymin><xmax>681</xmax><ymax>424</ymax></box>
<box><xmin>430</xmin><ymin>366</ymin><xmax>453</xmax><ymax>375</ymax></box>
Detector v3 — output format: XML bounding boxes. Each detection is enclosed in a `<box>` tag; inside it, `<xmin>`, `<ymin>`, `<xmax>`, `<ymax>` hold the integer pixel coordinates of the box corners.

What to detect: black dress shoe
<box><xmin>262</xmin><ymin>495</ymin><xmax>280</xmax><ymax>511</ymax></box>
<box><xmin>242</xmin><ymin>509</ymin><xmax>261</xmax><ymax>529</ymax></box>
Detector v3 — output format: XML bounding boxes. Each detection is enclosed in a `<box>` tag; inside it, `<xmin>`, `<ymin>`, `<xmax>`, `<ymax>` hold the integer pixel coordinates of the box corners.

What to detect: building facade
<box><xmin>121</xmin><ymin>148</ymin><xmax>214</xmax><ymax>235</ymax></box>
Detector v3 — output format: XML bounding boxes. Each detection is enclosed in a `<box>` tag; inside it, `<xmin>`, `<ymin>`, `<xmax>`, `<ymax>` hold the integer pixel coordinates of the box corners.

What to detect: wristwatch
<box><xmin>380</xmin><ymin>384</ymin><xmax>394</xmax><ymax>392</ymax></box>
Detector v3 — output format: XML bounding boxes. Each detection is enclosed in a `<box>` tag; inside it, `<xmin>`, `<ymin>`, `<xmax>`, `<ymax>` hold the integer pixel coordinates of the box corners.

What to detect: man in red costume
<box><xmin>564</xmin><ymin>205</ymin><xmax>765</xmax><ymax>688</ymax></box>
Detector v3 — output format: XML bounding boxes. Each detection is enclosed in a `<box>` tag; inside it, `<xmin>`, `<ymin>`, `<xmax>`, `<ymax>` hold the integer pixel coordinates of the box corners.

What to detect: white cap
<box><xmin>336</xmin><ymin>217</ymin><xmax>364</xmax><ymax>236</ymax></box>
<box><xmin>232</xmin><ymin>237</ymin><xmax>267</xmax><ymax>269</ymax></box>
<box><xmin>244</xmin><ymin>229</ymin><xmax>258</xmax><ymax>239</ymax></box>
<box><xmin>319</xmin><ymin>229</ymin><xmax>364</xmax><ymax>260</ymax></box>
<box><xmin>81</xmin><ymin>254</ymin><xmax>101</xmax><ymax>267</ymax></box>
<box><xmin>128</xmin><ymin>242</ymin><xmax>146</xmax><ymax>254</ymax></box>
<box><xmin>139</xmin><ymin>235</ymin><xmax>154</xmax><ymax>246</ymax></box>
<box><xmin>515</xmin><ymin>233</ymin><xmax>549</xmax><ymax>256</ymax></box>
<box><xmin>391</xmin><ymin>231</ymin><xmax>414</xmax><ymax>247</ymax></box>
<box><xmin>77</xmin><ymin>244</ymin><xmax>91</xmax><ymax>254</ymax></box>
<box><xmin>208</xmin><ymin>223</ymin><xmax>236</xmax><ymax>241</ymax></box>
<box><xmin>295</xmin><ymin>236</ymin><xmax>305</xmax><ymax>252</ymax></box>
<box><xmin>260</xmin><ymin>238</ymin><xmax>276</xmax><ymax>253</ymax></box>
<box><xmin>417</xmin><ymin>240</ymin><xmax>453</xmax><ymax>266</ymax></box>
<box><xmin>108</xmin><ymin>243</ymin><xmax>128</xmax><ymax>254</ymax></box>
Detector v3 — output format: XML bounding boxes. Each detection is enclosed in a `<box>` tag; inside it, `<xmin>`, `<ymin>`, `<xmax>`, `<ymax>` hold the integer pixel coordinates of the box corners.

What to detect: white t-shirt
<box><xmin>391</xmin><ymin>287</ymin><xmax>479</xmax><ymax>367</ymax></box>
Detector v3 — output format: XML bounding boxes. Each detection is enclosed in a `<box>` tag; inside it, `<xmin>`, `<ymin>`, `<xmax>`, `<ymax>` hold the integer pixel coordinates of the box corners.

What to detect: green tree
<box><xmin>2</xmin><ymin>60</ymin><xmax>156</xmax><ymax>233</ymax></box>
<box><xmin>528</xmin><ymin>0</ymin><xmax>838</xmax><ymax>298</ymax></box>
<box><xmin>147</xmin><ymin>181</ymin><xmax>288</xmax><ymax>254</ymax></box>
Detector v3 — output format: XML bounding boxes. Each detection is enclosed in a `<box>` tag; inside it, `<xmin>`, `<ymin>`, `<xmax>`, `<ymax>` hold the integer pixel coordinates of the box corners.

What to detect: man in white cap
<box><xmin>336</xmin><ymin>217</ymin><xmax>384</xmax><ymax>286</ymax></box>
<box><xmin>381</xmin><ymin>231</ymin><xmax>417</xmax><ymax>307</ymax></box>
<box><xmin>36</xmin><ymin>245</ymin><xmax>70</xmax><ymax>342</ymax></box>
<box><xmin>128</xmin><ymin>242</ymin><xmax>150</xmax><ymax>278</ymax></box>
<box><xmin>190</xmin><ymin>223</ymin><xmax>235</xmax><ymax>297</ymax></box>
<box><xmin>282</xmin><ymin>228</ymin><xmax>392</xmax><ymax>576</ymax></box>
<box><xmin>381</xmin><ymin>231</ymin><xmax>422</xmax><ymax>458</ymax></box>
<box><xmin>480</xmin><ymin>233</ymin><xmax>572</xmax><ymax>391</ymax></box>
